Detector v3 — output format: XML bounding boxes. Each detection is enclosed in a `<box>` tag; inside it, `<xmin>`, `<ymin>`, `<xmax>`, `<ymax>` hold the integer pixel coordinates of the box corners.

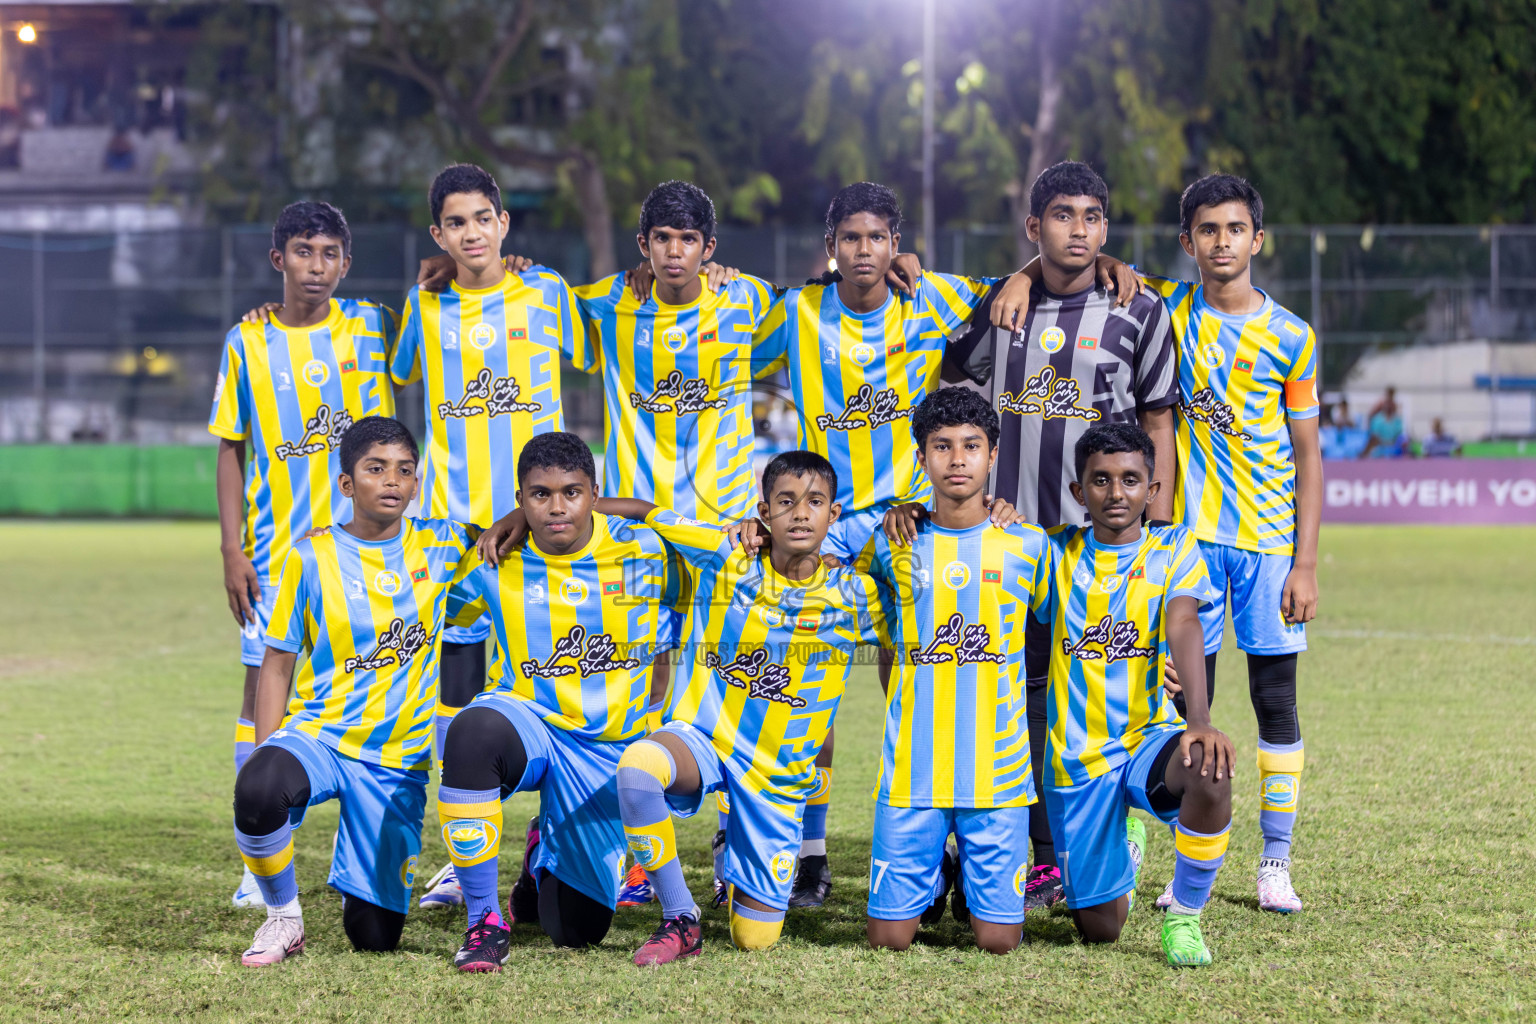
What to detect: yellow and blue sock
<box><xmin>438</xmin><ymin>785</ymin><xmax>503</xmax><ymax>924</ymax></box>
<box><xmin>1257</xmin><ymin>739</ymin><xmax>1303</xmax><ymax>861</ymax></box>
<box><xmin>1169</xmin><ymin>821</ymin><xmax>1230</xmax><ymax>914</ymax></box>
<box><xmin>617</xmin><ymin>740</ymin><xmax>694</xmax><ymax>919</ymax></box>
<box><xmin>235</xmin><ymin>822</ymin><xmax>299</xmax><ymax>912</ymax></box>
<box><xmin>729</xmin><ymin>896</ymin><xmax>785</xmax><ymax>950</ymax></box>
<box><xmin>234</xmin><ymin>718</ymin><xmax>255</xmax><ymax>774</ymax></box>
<box><xmin>799</xmin><ymin>767</ymin><xmax>832</xmax><ymax>857</ymax></box>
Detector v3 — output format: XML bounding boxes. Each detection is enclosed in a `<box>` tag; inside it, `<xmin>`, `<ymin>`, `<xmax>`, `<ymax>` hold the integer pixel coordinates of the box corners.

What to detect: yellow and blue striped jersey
<box><xmin>753</xmin><ymin>272</ymin><xmax>996</xmax><ymax>511</ymax></box>
<box><xmin>1039</xmin><ymin>523</ymin><xmax>1219</xmax><ymax>788</ymax></box>
<box><xmin>1142</xmin><ymin>276</ymin><xmax>1321</xmax><ymax>554</ymax></box>
<box><xmin>645</xmin><ymin>509</ymin><xmax>887</xmax><ymax>803</ymax></box>
<box><xmin>389</xmin><ymin>270</ymin><xmax>584</xmax><ymax>526</ymax></box>
<box><xmin>446</xmin><ymin>513</ymin><xmax>680</xmax><ymax>743</ymax></box>
<box><xmin>265</xmin><ymin>518</ymin><xmax>481</xmax><ymax>770</ymax></box>
<box><xmin>571</xmin><ymin>274</ymin><xmax>777</xmax><ymax>523</ymax></box>
<box><xmin>208</xmin><ymin>298</ymin><xmax>396</xmax><ymax>584</ymax></box>
<box><xmin>857</xmin><ymin>519</ymin><xmax>1051</xmax><ymax>809</ymax></box>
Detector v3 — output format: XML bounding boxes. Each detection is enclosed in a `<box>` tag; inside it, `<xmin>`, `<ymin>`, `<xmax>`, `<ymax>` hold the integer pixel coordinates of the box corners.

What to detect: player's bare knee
<box><xmin>971</xmin><ymin>922</ymin><xmax>1022</xmax><ymax>955</ymax></box>
<box><xmin>866</xmin><ymin>918</ymin><xmax>917</xmax><ymax>951</ymax></box>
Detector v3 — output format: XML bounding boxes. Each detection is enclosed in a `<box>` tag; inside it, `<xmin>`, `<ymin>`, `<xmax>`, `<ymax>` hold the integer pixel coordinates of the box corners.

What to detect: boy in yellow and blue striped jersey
<box><xmin>855</xmin><ymin>388</ymin><xmax>1050</xmax><ymax>955</ymax></box>
<box><xmin>390</xmin><ymin>165</ymin><xmax>587</xmax><ymax>909</ymax></box>
<box><xmin>587</xmin><ymin>453</ymin><xmax>885</xmax><ymax>964</ymax></box>
<box><xmin>430</xmin><ymin>433</ymin><xmax>685</xmax><ymax>972</ymax></box>
<box><xmin>1137</xmin><ymin>175</ymin><xmax>1321</xmax><ymax>914</ymax></box>
<box><xmin>752</xmin><ymin>182</ymin><xmax>998</xmax><ymax>904</ymax></box>
<box><xmin>1037</xmin><ymin>422</ymin><xmax>1234</xmax><ymax>966</ymax></box>
<box><xmin>209</xmin><ymin>201</ymin><xmax>396</xmax><ymax>909</ymax></box>
<box><xmin>232</xmin><ymin>417</ymin><xmax>480</xmax><ymax>967</ymax></box>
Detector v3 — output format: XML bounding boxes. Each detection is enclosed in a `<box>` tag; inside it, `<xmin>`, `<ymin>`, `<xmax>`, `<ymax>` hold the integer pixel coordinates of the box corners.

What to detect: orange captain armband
<box><xmin>1284</xmin><ymin>379</ymin><xmax>1319</xmax><ymax>413</ymax></box>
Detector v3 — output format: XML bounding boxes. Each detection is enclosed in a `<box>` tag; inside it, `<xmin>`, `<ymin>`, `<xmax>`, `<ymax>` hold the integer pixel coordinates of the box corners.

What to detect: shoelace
<box><xmin>650</xmin><ymin>916</ymin><xmax>695</xmax><ymax>946</ymax></box>
<box><xmin>1024</xmin><ymin>866</ymin><xmax>1057</xmax><ymax>892</ymax></box>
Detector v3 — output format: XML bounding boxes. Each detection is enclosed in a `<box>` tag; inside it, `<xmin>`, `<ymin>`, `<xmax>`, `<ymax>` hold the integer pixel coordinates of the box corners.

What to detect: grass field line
<box><xmin>1314</xmin><ymin>627</ymin><xmax>1536</xmax><ymax>646</ymax></box>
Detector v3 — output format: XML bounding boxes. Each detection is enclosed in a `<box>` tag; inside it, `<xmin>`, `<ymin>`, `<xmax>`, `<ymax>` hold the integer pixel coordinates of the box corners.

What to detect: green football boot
<box><xmin>1161</xmin><ymin>912</ymin><xmax>1213</xmax><ymax>967</ymax></box>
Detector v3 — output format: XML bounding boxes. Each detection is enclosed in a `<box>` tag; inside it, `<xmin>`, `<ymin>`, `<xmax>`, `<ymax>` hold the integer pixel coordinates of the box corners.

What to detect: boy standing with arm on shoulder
<box><xmin>210</xmin><ymin>202</ymin><xmax>396</xmax><ymax>908</ymax></box>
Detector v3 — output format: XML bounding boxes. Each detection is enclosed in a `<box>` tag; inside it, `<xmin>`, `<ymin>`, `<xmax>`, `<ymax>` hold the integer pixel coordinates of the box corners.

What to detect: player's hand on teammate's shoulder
<box><xmin>241</xmin><ymin>302</ymin><xmax>283</xmax><ymax>324</ymax></box>
<box><xmin>625</xmin><ymin>261</ymin><xmax>655</xmax><ymax>302</ymax></box>
<box><xmin>476</xmin><ymin>508</ymin><xmax>529</xmax><ymax>566</ymax></box>
<box><xmin>1281</xmin><ymin>565</ymin><xmax>1318</xmax><ymax>625</ymax></box>
<box><xmin>301</xmin><ymin>526</ymin><xmax>330</xmax><ymax>540</ymax></box>
<box><xmin>1095</xmin><ymin>254</ymin><xmax>1143</xmax><ymax>308</ymax></box>
<box><xmin>888</xmin><ymin>252</ymin><xmax>922</xmax><ymax>297</ymax></box>
<box><xmin>1179</xmin><ymin>722</ymin><xmax>1236</xmax><ymax>781</ymax></box>
<box><xmin>417</xmin><ymin>253</ymin><xmax>533</xmax><ymax>293</ymax></box>
<box><xmin>721</xmin><ymin>517</ymin><xmax>767</xmax><ymax>555</ymax></box>
<box><xmin>989</xmin><ymin>263</ymin><xmax>1037</xmax><ymax>331</ymax></box>
<box><xmin>221</xmin><ymin>547</ymin><xmax>261</xmax><ymax>627</ymax></box>
<box><xmin>704</xmin><ymin>261</ymin><xmax>740</xmax><ymax>293</ymax></box>
<box><xmin>881</xmin><ymin>503</ymin><xmax>927</xmax><ymax>547</ymax></box>
<box><xmin>985</xmin><ymin>495</ymin><xmax>1028</xmax><ymax>528</ymax></box>
<box><xmin>820</xmin><ymin>553</ymin><xmax>844</xmax><ymax>570</ymax></box>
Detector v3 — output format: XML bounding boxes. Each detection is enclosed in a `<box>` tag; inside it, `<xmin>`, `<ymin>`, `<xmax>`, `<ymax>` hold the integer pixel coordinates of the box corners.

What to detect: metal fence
<box><xmin>2</xmin><ymin>223</ymin><xmax>1534</xmax><ymax>447</ymax></box>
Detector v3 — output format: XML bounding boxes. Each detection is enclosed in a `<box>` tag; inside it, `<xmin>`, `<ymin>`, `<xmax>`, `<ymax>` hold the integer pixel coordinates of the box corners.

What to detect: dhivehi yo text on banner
<box><xmin>1322</xmin><ymin>459</ymin><xmax>1536</xmax><ymax>525</ymax></box>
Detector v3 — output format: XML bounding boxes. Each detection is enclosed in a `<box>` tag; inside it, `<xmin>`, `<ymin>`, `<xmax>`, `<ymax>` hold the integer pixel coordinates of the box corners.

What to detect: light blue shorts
<box><xmin>867</xmin><ymin>804</ymin><xmax>1031</xmax><ymax>925</ymax></box>
<box><xmin>651</xmin><ymin>719</ymin><xmax>805</xmax><ymax>912</ymax></box>
<box><xmin>263</xmin><ymin>728</ymin><xmax>428</xmax><ymax>915</ymax></box>
<box><xmin>469</xmin><ymin>691</ymin><xmax>630</xmax><ymax>909</ymax></box>
<box><xmin>239</xmin><ymin>585</ymin><xmax>280</xmax><ymax>668</ymax></box>
<box><xmin>1197</xmin><ymin>541</ymin><xmax>1308</xmax><ymax>656</ymax></box>
<box><xmin>1043</xmin><ymin>729</ymin><xmax>1181</xmax><ymax>910</ymax></box>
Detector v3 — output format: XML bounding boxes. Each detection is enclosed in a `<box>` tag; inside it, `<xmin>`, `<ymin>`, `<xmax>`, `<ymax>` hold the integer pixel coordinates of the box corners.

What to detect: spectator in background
<box><xmin>1419</xmin><ymin>418</ymin><xmax>1461</xmax><ymax>458</ymax></box>
<box><xmin>1362</xmin><ymin>386</ymin><xmax>1406</xmax><ymax>458</ymax></box>
<box><xmin>1320</xmin><ymin>398</ymin><xmax>1367</xmax><ymax>459</ymax></box>
<box><xmin>1332</xmin><ymin>398</ymin><xmax>1355</xmax><ymax>429</ymax></box>
<box><xmin>104</xmin><ymin>129</ymin><xmax>136</xmax><ymax>171</ymax></box>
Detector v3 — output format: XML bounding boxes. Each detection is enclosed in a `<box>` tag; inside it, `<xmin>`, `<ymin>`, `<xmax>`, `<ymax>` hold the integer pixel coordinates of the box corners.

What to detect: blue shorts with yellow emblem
<box><xmin>1197</xmin><ymin>541</ymin><xmax>1307</xmax><ymax>656</ymax></box>
<box><xmin>263</xmin><ymin>728</ymin><xmax>428</xmax><ymax>915</ymax></box>
<box><xmin>867</xmin><ymin>804</ymin><xmax>1031</xmax><ymax>925</ymax></box>
<box><xmin>239</xmin><ymin>584</ymin><xmax>280</xmax><ymax>668</ymax></box>
<box><xmin>1043</xmin><ymin>729</ymin><xmax>1182</xmax><ymax>910</ymax></box>
<box><xmin>652</xmin><ymin>720</ymin><xmax>804</xmax><ymax>912</ymax></box>
<box><xmin>822</xmin><ymin>501</ymin><xmax>899</xmax><ymax>562</ymax></box>
<box><xmin>468</xmin><ymin>690</ymin><xmax>630</xmax><ymax>909</ymax></box>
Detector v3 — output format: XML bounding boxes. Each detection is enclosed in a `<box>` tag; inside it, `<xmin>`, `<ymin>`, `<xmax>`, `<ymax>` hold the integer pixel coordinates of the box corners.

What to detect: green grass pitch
<box><xmin>1</xmin><ymin>522</ymin><xmax>1534</xmax><ymax>1022</ymax></box>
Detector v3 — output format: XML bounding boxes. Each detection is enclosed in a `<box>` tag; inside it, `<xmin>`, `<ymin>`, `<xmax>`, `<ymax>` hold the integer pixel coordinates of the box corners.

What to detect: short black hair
<box><xmin>639</xmin><ymin>180</ymin><xmax>716</xmax><ymax>242</ymax></box>
<box><xmin>429</xmin><ymin>163</ymin><xmax>502</xmax><ymax>226</ymax></box>
<box><xmin>1029</xmin><ymin>161</ymin><xmax>1109</xmax><ymax>219</ymax></box>
<box><xmin>912</xmin><ymin>386</ymin><xmax>1000</xmax><ymax>450</ymax></box>
<box><xmin>340</xmin><ymin>416</ymin><xmax>418</xmax><ymax>477</ymax></box>
<box><xmin>1073</xmin><ymin>422</ymin><xmax>1156</xmax><ymax>481</ymax></box>
<box><xmin>761</xmin><ymin>450</ymin><xmax>838</xmax><ymax>501</ymax></box>
<box><xmin>517</xmin><ymin>431</ymin><xmax>596</xmax><ymax>490</ymax></box>
<box><xmin>1179</xmin><ymin>173</ymin><xmax>1263</xmax><ymax>236</ymax></box>
<box><xmin>825</xmin><ymin>182</ymin><xmax>901</xmax><ymax>235</ymax></box>
<box><xmin>271</xmin><ymin>201</ymin><xmax>351</xmax><ymax>257</ymax></box>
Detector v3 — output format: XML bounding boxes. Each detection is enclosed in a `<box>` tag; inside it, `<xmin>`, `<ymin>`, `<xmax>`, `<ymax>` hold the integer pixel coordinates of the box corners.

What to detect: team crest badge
<box><xmin>302</xmin><ymin>360</ymin><xmax>330</xmax><ymax>387</ymax></box>
<box><xmin>443</xmin><ymin>819</ymin><xmax>497</xmax><ymax>860</ymax></box>
<box><xmin>627</xmin><ymin>834</ymin><xmax>665</xmax><ymax>864</ymax></box>
<box><xmin>1199</xmin><ymin>342</ymin><xmax>1224</xmax><ymax>369</ymax></box>
<box><xmin>374</xmin><ymin>570</ymin><xmax>402</xmax><ymax>596</ymax></box>
<box><xmin>399</xmin><ymin>854</ymin><xmax>418</xmax><ymax>888</ymax></box>
<box><xmin>560</xmin><ymin>578</ymin><xmax>590</xmax><ymax>606</ymax></box>
<box><xmin>661</xmin><ymin>326</ymin><xmax>688</xmax><ymax>353</ymax></box>
<box><xmin>771</xmin><ymin>851</ymin><xmax>796</xmax><ymax>885</ymax></box>
<box><xmin>1262</xmin><ymin>775</ymin><xmax>1298</xmax><ymax>808</ymax></box>
<box><xmin>1013</xmin><ymin>861</ymin><xmax>1031</xmax><ymax>897</ymax></box>
<box><xmin>1039</xmin><ymin>326</ymin><xmax>1066</xmax><ymax>353</ymax></box>
<box><xmin>849</xmin><ymin>342</ymin><xmax>876</xmax><ymax>367</ymax></box>
<box><xmin>468</xmin><ymin>322</ymin><xmax>497</xmax><ymax>351</ymax></box>
<box><xmin>1100</xmin><ymin>574</ymin><xmax>1124</xmax><ymax>594</ymax></box>
<box><xmin>759</xmin><ymin>607</ymin><xmax>785</xmax><ymax>629</ymax></box>
<box><xmin>942</xmin><ymin>561</ymin><xmax>971</xmax><ymax>591</ymax></box>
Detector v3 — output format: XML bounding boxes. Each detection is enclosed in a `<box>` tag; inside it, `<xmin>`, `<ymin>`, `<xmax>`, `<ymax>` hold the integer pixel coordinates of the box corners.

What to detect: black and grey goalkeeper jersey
<box><xmin>946</xmin><ymin>280</ymin><xmax>1177</xmax><ymax>527</ymax></box>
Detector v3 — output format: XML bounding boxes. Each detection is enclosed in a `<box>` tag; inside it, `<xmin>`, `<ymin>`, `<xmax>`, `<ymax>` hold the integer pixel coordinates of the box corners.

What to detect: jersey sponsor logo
<box><xmin>273</xmin><ymin>404</ymin><xmax>351</xmax><ymax>460</ymax></box>
<box><xmin>399</xmin><ymin>854</ymin><xmax>417</xmax><ymax>888</ymax></box>
<box><xmin>560</xmin><ymin>578</ymin><xmax>590</xmax><ymax>606</ymax></box>
<box><xmin>910</xmin><ymin>612</ymin><xmax>1005</xmax><ymax>666</ymax></box>
<box><xmin>704</xmin><ymin>647</ymin><xmax>805</xmax><ymax>707</ymax></box>
<box><xmin>526</xmin><ymin>581</ymin><xmax>547</xmax><ymax>605</ymax></box>
<box><xmin>520</xmin><ymin>624</ymin><xmax>642</xmax><ymax>679</ymax></box>
<box><xmin>374</xmin><ymin>570</ymin><xmax>402</xmax><ymax>596</ymax></box>
<box><xmin>630</xmin><ymin>369</ymin><xmax>728</xmax><ymax>415</ymax></box>
<box><xmin>661</xmin><ymin>325</ymin><xmax>688</xmax><ymax>354</ymax></box>
<box><xmin>277</xmin><ymin>369</ymin><xmax>294</xmax><ymax>392</ymax></box>
<box><xmin>301</xmin><ymin>360</ymin><xmax>331</xmax><ymax>387</ymax></box>
<box><xmin>1180</xmin><ymin>388</ymin><xmax>1255</xmax><ymax>441</ymax></box>
<box><xmin>849</xmin><ymin>342</ymin><xmax>876</xmax><ymax>367</ymax></box>
<box><xmin>1061</xmin><ymin>614</ymin><xmax>1157</xmax><ymax>663</ymax></box>
<box><xmin>444</xmin><ymin>818</ymin><xmax>498</xmax><ymax>861</ymax></box>
<box><xmin>1199</xmin><ymin>342</ymin><xmax>1225</xmax><ymax>369</ymax></box>
<box><xmin>815</xmin><ymin>383</ymin><xmax>911</xmax><ymax>431</ymax></box>
<box><xmin>942</xmin><ymin>561</ymin><xmax>971</xmax><ymax>590</ymax></box>
<box><xmin>771</xmin><ymin>851</ymin><xmax>796</xmax><ymax>885</ymax></box>
<box><xmin>468</xmin><ymin>322</ymin><xmax>497</xmax><ymax>351</ymax></box>
<box><xmin>345</xmin><ymin>616</ymin><xmax>431</xmax><ymax>673</ymax></box>
<box><xmin>347</xmin><ymin>577</ymin><xmax>366</xmax><ymax>601</ymax></box>
<box><xmin>1100</xmin><ymin>574</ymin><xmax>1124</xmax><ymax>594</ymax></box>
<box><xmin>1039</xmin><ymin>326</ymin><xmax>1067</xmax><ymax>353</ymax></box>
<box><xmin>438</xmin><ymin>367</ymin><xmax>542</xmax><ymax>420</ymax></box>
<box><xmin>996</xmin><ymin>367</ymin><xmax>1102</xmax><ymax>422</ymax></box>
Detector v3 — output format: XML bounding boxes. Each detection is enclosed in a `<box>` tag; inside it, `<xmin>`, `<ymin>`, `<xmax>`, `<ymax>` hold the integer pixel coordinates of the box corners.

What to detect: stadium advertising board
<box><xmin>1322</xmin><ymin>459</ymin><xmax>1536</xmax><ymax>525</ymax></box>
